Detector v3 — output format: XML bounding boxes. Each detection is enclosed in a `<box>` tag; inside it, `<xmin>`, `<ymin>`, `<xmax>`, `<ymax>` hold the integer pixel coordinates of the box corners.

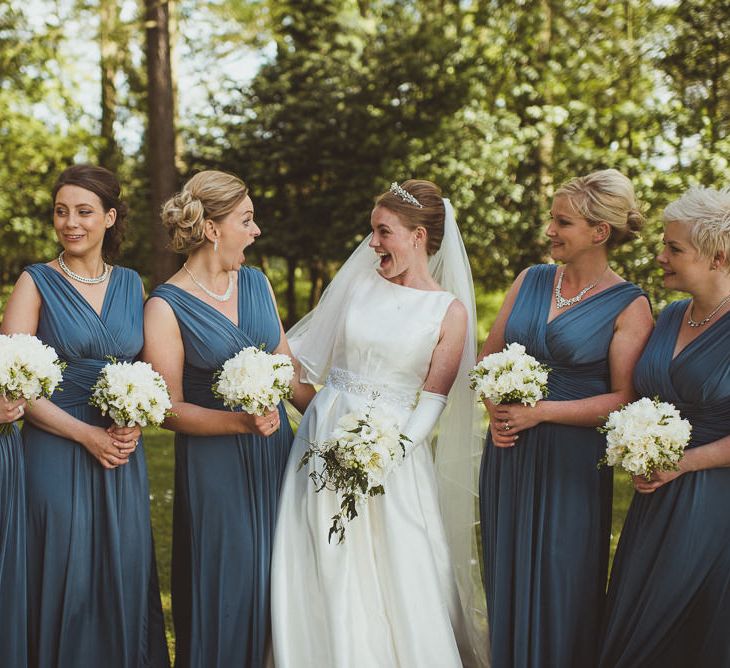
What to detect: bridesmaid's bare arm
<box><xmin>477</xmin><ymin>267</ymin><xmax>530</xmax><ymax>447</ymax></box>
<box><xmin>634</xmin><ymin>433</ymin><xmax>730</xmax><ymax>493</ymax></box>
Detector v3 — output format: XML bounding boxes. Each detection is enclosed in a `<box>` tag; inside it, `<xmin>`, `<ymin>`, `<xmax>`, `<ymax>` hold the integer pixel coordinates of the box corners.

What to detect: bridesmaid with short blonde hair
<box><xmin>599</xmin><ymin>186</ymin><xmax>730</xmax><ymax>668</ymax></box>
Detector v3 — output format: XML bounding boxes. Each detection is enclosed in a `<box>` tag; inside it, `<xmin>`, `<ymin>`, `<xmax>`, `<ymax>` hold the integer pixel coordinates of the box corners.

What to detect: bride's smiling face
<box><xmin>369</xmin><ymin>206</ymin><xmax>419</xmax><ymax>279</ymax></box>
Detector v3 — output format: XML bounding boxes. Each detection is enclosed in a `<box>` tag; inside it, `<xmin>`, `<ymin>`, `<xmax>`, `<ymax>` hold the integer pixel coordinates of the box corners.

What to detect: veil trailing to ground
<box><xmin>287</xmin><ymin>199</ymin><xmax>489</xmax><ymax>667</ymax></box>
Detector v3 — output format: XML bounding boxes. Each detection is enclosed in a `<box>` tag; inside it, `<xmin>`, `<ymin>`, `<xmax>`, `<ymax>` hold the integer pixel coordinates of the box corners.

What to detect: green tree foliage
<box><xmin>0</xmin><ymin>5</ymin><xmax>91</xmax><ymax>284</ymax></box>
<box><xmin>2</xmin><ymin>0</ymin><xmax>728</xmax><ymax>314</ymax></box>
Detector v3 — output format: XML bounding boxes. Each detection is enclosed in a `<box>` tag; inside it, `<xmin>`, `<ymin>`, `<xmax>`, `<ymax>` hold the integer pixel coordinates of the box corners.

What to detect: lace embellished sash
<box><xmin>325</xmin><ymin>367</ymin><xmax>418</xmax><ymax>409</ymax></box>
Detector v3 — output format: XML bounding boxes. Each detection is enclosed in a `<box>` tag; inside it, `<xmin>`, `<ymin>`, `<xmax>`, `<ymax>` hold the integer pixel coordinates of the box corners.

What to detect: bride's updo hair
<box><xmin>162</xmin><ymin>170</ymin><xmax>248</xmax><ymax>254</ymax></box>
<box><xmin>375</xmin><ymin>179</ymin><xmax>445</xmax><ymax>255</ymax></box>
<box><xmin>555</xmin><ymin>168</ymin><xmax>644</xmax><ymax>249</ymax></box>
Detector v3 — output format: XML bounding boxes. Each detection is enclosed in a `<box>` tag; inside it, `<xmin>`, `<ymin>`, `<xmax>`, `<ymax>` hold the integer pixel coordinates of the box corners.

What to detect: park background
<box><xmin>1</xmin><ymin>0</ymin><xmax>728</xmax><ymax>657</ymax></box>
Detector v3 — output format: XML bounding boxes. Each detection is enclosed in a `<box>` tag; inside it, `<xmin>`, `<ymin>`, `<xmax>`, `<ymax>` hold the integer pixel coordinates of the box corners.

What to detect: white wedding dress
<box><xmin>271</xmin><ymin>270</ymin><xmax>472</xmax><ymax>667</ymax></box>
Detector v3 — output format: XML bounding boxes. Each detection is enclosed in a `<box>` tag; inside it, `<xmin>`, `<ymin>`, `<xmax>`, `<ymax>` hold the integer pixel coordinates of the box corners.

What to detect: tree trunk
<box><xmin>286</xmin><ymin>256</ymin><xmax>298</xmax><ymax>328</ymax></box>
<box><xmin>99</xmin><ymin>0</ymin><xmax>120</xmax><ymax>171</ymax></box>
<box><xmin>536</xmin><ymin>0</ymin><xmax>554</xmax><ymax>212</ymax></box>
<box><xmin>308</xmin><ymin>258</ymin><xmax>325</xmax><ymax>311</ymax></box>
<box><xmin>145</xmin><ymin>0</ymin><xmax>179</xmax><ymax>286</ymax></box>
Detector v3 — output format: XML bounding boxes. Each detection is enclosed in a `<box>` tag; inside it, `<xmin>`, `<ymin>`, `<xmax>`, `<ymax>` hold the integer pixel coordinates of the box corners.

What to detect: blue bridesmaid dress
<box><xmin>22</xmin><ymin>264</ymin><xmax>169</xmax><ymax>668</ymax></box>
<box><xmin>0</xmin><ymin>424</ymin><xmax>27</xmax><ymax>667</ymax></box>
<box><xmin>151</xmin><ymin>266</ymin><xmax>294</xmax><ymax>668</ymax></box>
<box><xmin>479</xmin><ymin>264</ymin><xmax>645</xmax><ymax>668</ymax></box>
<box><xmin>598</xmin><ymin>301</ymin><xmax>730</xmax><ymax>668</ymax></box>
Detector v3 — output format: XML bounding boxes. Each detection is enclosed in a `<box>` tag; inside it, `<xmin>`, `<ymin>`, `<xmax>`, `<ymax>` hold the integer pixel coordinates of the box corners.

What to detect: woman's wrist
<box><xmin>680</xmin><ymin>447</ymin><xmax>699</xmax><ymax>473</ymax></box>
<box><xmin>535</xmin><ymin>400</ymin><xmax>554</xmax><ymax>423</ymax></box>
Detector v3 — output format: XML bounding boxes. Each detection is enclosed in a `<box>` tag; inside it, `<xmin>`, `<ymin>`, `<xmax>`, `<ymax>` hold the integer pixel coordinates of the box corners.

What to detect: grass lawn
<box><xmin>144</xmin><ymin>426</ymin><xmax>636</xmax><ymax>659</ymax></box>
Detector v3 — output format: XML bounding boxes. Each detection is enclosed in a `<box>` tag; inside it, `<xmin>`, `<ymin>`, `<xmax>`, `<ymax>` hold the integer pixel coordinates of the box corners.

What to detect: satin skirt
<box><xmin>271</xmin><ymin>385</ymin><xmax>470</xmax><ymax>668</ymax></box>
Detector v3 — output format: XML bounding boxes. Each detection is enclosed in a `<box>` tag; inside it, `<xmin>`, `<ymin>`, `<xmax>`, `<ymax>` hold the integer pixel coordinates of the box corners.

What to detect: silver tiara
<box><xmin>390</xmin><ymin>182</ymin><xmax>423</xmax><ymax>208</ymax></box>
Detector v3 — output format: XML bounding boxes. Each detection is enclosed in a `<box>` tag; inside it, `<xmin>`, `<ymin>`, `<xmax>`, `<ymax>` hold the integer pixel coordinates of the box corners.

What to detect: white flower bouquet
<box><xmin>469</xmin><ymin>342</ymin><xmax>550</xmax><ymax>407</ymax></box>
<box><xmin>299</xmin><ymin>405</ymin><xmax>411</xmax><ymax>544</ymax></box>
<box><xmin>90</xmin><ymin>360</ymin><xmax>173</xmax><ymax>427</ymax></box>
<box><xmin>599</xmin><ymin>397</ymin><xmax>692</xmax><ymax>477</ymax></box>
<box><xmin>0</xmin><ymin>333</ymin><xmax>66</xmax><ymax>434</ymax></box>
<box><xmin>212</xmin><ymin>346</ymin><xmax>294</xmax><ymax>415</ymax></box>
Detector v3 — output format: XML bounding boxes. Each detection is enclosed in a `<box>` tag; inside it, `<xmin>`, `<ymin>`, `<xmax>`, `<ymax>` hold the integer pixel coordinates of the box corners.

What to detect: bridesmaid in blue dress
<box><xmin>143</xmin><ymin>171</ymin><xmax>314</xmax><ymax>667</ymax></box>
<box><xmin>0</xmin><ymin>396</ymin><xmax>28</xmax><ymax>667</ymax></box>
<box><xmin>599</xmin><ymin>186</ymin><xmax>730</xmax><ymax>668</ymax></box>
<box><xmin>478</xmin><ymin>169</ymin><xmax>654</xmax><ymax>668</ymax></box>
<box><xmin>1</xmin><ymin>165</ymin><xmax>169</xmax><ymax>668</ymax></box>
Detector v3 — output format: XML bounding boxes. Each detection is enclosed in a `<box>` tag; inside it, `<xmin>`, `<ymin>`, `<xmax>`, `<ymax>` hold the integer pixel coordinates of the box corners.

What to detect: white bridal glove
<box><xmin>403</xmin><ymin>391</ymin><xmax>448</xmax><ymax>453</ymax></box>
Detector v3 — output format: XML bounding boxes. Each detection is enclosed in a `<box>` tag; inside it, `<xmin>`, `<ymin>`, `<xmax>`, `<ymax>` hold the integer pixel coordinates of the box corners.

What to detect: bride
<box><xmin>271</xmin><ymin>180</ymin><xmax>487</xmax><ymax>667</ymax></box>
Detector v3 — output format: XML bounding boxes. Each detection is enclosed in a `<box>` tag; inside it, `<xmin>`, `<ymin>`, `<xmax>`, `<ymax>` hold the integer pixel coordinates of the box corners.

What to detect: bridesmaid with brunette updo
<box><xmin>143</xmin><ymin>170</ymin><xmax>314</xmax><ymax>667</ymax></box>
<box><xmin>2</xmin><ymin>164</ymin><xmax>169</xmax><ymax>668</ymax></box>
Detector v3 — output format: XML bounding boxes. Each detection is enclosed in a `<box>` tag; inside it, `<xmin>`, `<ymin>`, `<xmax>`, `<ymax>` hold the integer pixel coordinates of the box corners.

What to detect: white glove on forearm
<box><xmin>403</xmin><ymin>391</ymin><xmax>448</xmax><ymax>452</ymax></box>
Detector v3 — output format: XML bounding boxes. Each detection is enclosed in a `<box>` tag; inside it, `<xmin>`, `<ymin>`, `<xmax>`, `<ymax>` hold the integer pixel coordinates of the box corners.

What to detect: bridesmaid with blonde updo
<box><xmin>479</xmin><ymin>169</ymin><xmax>653</xmax><ymax>667</ymax></box>
<box><xmin>143</xmin><ymin>171</ymin><xmax>314</xmax><ymax>667</ymax></box>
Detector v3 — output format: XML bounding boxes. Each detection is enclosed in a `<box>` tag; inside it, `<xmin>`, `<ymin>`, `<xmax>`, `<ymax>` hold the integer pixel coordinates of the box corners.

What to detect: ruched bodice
<box><xmin>152</xmin><ymin>266</ymin><xmax>281</xmax><ymax>410</ymax></box>
<box><xmin>599</xmin><ymin>301</ymin><xmax>730</xmax><ymax>668</ymax></box>
<box><xmin>22</xmin><ymin>263</ymin><xmax>168</xmax><ymax>668</ymax></box>
<box><xmin>151</xmin><ymin>265</ymin><xmax>293</xmax><ymax>668</ymax></box>
<box><xmin>634</xmin><ymin>300</ymin><xmax>730</xmax><ymax>447</ymax></box>
<box><xmin>28</xmin><ymin>263</ymin><xmax>143</xmax><ymax>409</ymax></box>
<box><xmin>505</xmin><ymin>264</ymin><xmax>644</xmax><ymax>400</ymax></box>
<box><xmin>481</xmin><ymin>264</ymin><xmax>646</xmax><ymax>668</ymax></box>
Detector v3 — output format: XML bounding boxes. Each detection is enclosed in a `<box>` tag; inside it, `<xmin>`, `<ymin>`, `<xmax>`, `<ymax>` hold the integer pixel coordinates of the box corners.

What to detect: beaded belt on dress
<box><xmin>325</xmin><ymin>367</ymin><xmax>417</xmax><ymax>409</ymax></box>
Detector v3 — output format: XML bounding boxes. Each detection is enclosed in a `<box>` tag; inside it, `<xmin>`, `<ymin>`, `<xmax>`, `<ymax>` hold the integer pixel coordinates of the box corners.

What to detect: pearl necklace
<box><xmin>183</xmin><ymin>263</ymin><xmax>234</xmax><ymax>302</ymax></box>
<box><xmin>58</xmin><ymin>251</ymin><xmax>110</xmax><ymax>285</ymax></box>
<box><xmin>687</xmin><ymin>293</ymin><xmax>730</xmax><ymax>328</ymax></box>
<box><xmin>554</xmin><ymin>266</ymin><xmax>608</xmax><ymax>309</ymax></box>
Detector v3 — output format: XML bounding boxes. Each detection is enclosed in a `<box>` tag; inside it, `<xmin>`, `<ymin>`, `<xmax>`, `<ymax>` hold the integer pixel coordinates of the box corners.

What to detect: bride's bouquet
<box><xmin>212</xmin><ymin>346</ymin><xmax>294</xmax><ymax>415</ymax></box>
<box><xmin>299</xmin><ymin>404</ymin><xmax>411</xmax><ymax>544</ymax></box>
<box><xmin>90</xmin><ymin>360</ymin><xmax>173</xmax><ymax>427</ymax></box>
<box><xmin>0</xmin><ymin>333</ymin><xmax>65</xmax><ymax>434</ymax></box>
<box><xmin>599</xmin><ymin>397</ymin><xmax>692</xmax><ymax>477</ymax></box>
<box><xmin>469</xmin><ymin>342</ymin><xmax>550</xmax><ymax>407</ymax></box>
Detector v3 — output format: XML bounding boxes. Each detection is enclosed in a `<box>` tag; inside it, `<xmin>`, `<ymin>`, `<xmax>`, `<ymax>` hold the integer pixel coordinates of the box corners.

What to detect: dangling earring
<box><xmin>214</xmin><ymin>238</ymin><xmax>219</xmax><ymax>253</ymax></box>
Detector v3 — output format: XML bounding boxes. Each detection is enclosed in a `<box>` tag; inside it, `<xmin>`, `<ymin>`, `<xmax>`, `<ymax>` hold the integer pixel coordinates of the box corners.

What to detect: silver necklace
<box><xmin>183</xmin><ymin>263</ymin><xmax>234</xmax><ymax>302</ymax></box>
<box><xmin>554</xmin><ymin>266</ymin><xmax>608</xmax><ymax>309</ymax></box>
<box><xmin>58</xmin><ymin>251</ymin><xmax>109</xmax><ymax>285</ymax></box>
<box><xmin>687</xmin><ymin>293</ymin><xmax>730</xmax><ymax>328</ymax></box>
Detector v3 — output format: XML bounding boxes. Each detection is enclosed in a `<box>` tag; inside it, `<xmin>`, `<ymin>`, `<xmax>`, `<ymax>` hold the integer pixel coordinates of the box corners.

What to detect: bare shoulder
<box><xmin>14</xmin><ymin>270</ymin><xmax>41</xmax><ymax>294</ymax></box>
<box><xmin>144</xmin><ymin>294</ymin><xmax>178</xmax><ymax>325</ymax></box>
<box><xmin>617</xmin><ymin>293</ymin><xmax>654</xmax><ymax>330</ymax></box>
<box><xmin>444</xmin><ymin>296</ymin><xmax>468</xmax><ymax>326</ymax></box>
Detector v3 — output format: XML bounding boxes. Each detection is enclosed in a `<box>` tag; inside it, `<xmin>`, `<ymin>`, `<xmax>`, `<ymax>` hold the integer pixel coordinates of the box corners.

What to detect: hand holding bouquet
<box><xmin>90</xmin><ymin>360</ymin><xmax>173</xmax><ymax>427</ymax></box>
<box><xmin>470</xmin><ymin>342</ymin><xmax>549</xmax><ymax>407</ymax></box>
<box><xmin>599</xmin><ymin>397</ymin><xmax>692</xmax><ymax>477</ymax></box>
<box><xmin>299</xmin><ymin>405</ymin><xmax>411</xmax><ymax>544</ymax></box>
<box><xmin>0</xmin><ymin>333</ymin><xmax>65</xmax><ymax>434</ymax></box>
<box><xmin>213</xmin><ymin>346</ymin><xmax>294</xmax><ymax>415</ymax></box>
